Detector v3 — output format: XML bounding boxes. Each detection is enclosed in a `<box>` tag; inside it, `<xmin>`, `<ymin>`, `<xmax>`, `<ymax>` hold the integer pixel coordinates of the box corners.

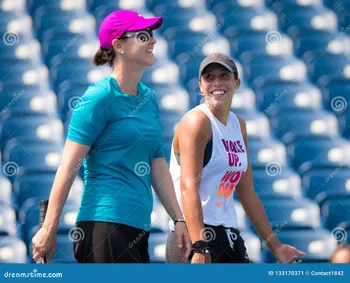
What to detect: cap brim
<box><xmin>128</xmin><ymin>17</ymin><xmax>164</xmax><ymax>32</ymax></box>
<box><xmin>200</xmin><ymin>61</ymin><xmax>235</xmax><ymax>77</ymax></box>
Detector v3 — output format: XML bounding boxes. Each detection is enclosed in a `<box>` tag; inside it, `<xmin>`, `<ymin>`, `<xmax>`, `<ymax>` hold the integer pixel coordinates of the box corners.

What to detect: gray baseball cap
<box><xmin>199</xmin><ymin>53</ymin><xmax>238</xmax><ymax>78</ymax></box>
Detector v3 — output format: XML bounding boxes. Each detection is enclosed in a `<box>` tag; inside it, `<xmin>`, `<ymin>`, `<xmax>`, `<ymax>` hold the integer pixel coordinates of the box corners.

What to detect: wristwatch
<box><xmin>173</xmin><ymin>218</ymin><xmax>186</xmax><ymax>225</ymax></box>
<box><xmin>192</xmin><ymin>240</ymin><xmax>210</xmax><ymax>254</ymax></box>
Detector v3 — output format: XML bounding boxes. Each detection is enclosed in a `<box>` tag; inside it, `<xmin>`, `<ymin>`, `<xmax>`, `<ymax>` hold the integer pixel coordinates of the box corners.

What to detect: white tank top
<box><xmin>169</xmin><ymin>103</ymin><xmax>248</xmax><ymax>231</ymax></box>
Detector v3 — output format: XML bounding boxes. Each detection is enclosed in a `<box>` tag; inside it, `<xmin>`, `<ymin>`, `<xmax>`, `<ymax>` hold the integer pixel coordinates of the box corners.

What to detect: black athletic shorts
<box><xmin>166</xmin><ymin>224</ymin><xmax>249</xmax><ymax>263</ymax></box>
<box><xmin>73</xmin><ymin>221</ymin><xmax>150</xmax><ymax>263</ymax></box>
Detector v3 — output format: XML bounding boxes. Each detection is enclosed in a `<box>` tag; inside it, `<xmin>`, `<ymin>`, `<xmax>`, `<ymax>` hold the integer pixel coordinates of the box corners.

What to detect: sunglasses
<box><xmin>118</xmin><ymin>29</ymin><xmax>154</xmax><ymax>43</ymax></box>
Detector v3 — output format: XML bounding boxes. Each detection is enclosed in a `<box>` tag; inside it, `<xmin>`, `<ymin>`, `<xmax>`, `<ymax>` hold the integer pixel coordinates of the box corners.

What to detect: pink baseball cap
<box><xmin>98</xmin><ymin>10</ymin><xmax>164</xmax><ymax>49</ymax></box>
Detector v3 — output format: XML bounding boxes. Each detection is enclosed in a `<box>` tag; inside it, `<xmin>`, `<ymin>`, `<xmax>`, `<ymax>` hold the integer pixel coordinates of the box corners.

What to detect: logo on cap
<box><xmin>211</xmin><ymin>53</ymin><xmax>218</xmax><ymax>58</ymax></box>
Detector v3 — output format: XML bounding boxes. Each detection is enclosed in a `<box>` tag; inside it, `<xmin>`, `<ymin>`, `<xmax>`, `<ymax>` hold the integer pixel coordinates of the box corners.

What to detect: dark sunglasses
<box><xmin>118</xmin><ymin>29</ymin><xmax>154</xmax><ymax>43</ymax></box>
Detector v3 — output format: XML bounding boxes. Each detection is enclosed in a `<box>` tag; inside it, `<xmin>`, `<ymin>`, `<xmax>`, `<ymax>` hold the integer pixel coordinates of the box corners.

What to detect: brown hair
<box><xmin>92</xmin><ymin>47</ymin><xmax>116</xmax><ymax>67</ymax></box>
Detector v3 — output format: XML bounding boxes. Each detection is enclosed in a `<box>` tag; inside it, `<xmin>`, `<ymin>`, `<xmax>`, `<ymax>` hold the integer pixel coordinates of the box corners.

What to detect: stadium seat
<box><xmin>3</xmin><ymin>140</ymin><xmax>63</xmax><ymax>179</ymax></box>
<box><xmin>12</xmin><ymin>172</ymin><xmax>83</xmax><ymax>210</ymax></box>
<box><xmin>0</xmin><ymin>38</ymin><xmax>41</xmax><ymax>62</ymax></box>
<box><xmin>320</xmin><ymin>194</ymin><xmax>350</xmax><ymax>230</ymax></box>
<box><xmin>159</xmin><ymin>109</ymin><xmax>184</xmax><ymax>141</ymax></box>
<box><xmin>262</xmin><ymin>228</ymin><xmax>338</xmax><ymax>263</ymax></box>
<box><xmin>241</xmin><ymin>55</ymin><xmax>307</xmax><ymax>88</ymax></box>
<box><xmin>19</xmin><ymin>198</ymin><xmax>79</xmax><ymax>245</ymax></box>
<box><xmin>256</xmin><ymin>198</ymin><xmax>321</xmax><ymax>230</ymax></box>
<box><xmin>322</xmin><ymin>86</ymin><xmax>350</xmax><ymax>116</ymax></box>
<box><xmin>288</xmin><ymin>136</ymin><xmax>350</xmax><ymax>173</ymax></box>
<box><xmin>143</xmin><ymin>58</ymin><xmax>180</xmax><ymax>86</ymax></box>
<box><xmin>240</xmin><ymin>231</ymin><xmax>262</xmax><ymax>263</ymax></box>
<box><xmin>255</xmin><ymin>82</ymin><xmax>322</xmax><ymax>116</ymax></box>
<box><xmin>248</xmin><ymin>138</ymin><xmax>287</xmax><ymax>169</ymax></box>
<box><xmin>0</xmin><ymin>237</ymin><xmax>27</xmax><ymax>263</ymax></box>
<box><xmin>302</xmin><ymin>168</ymin><xmax>350</xmax><ymax>202</ymax></box>
<box><xmin>27</xmin><ymin>0</ymin><xmax>87</xmax><ymax>15</ymax></box>
<box><xmin>0</xmin><ymin>174</ymin><xmax>12</xmax><ymax>204</ymax></box>
<box><xmin>324</xmin><ymin>0</ymin><xmax>350</xmax><ymax>29</ymax></box>
<box><xmin>0</xmin><ymin>116</ymin><xmax>64</xmax><ymax>151</ymax></box>
<box><xmin>0</xmin><ymin>202</ymin><xmax>16</xmax><ymax>236</ymax></box>
<box><xmin>253</xmin><ymin>167</ymin><xmax>302</xmax><ymax>199</ymax></box>
<box><xmin>339</xmin><ymin>112</ymin><xmax>350</xmax><ymax>140</ymax></box>
<box><xmin>269</xmin><ymin>109</ymin><xmax>339</xmax><ymax>145</ymax></box>
<box><xmin>148</xmin><ymin>231</ymin><xmax>167</xmax><ymax>263</ymax></box>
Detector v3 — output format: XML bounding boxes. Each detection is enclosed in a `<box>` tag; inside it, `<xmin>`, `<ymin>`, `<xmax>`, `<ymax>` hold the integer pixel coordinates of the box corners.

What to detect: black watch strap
<box><xmin>174</xmin><ymin>219</ymin><xmax>186</xmax><ymax>225</ymax></box>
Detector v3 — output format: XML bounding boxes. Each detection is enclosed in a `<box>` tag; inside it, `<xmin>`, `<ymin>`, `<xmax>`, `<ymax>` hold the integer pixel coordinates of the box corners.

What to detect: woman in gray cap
<box><xmin>165</xmin><ymin>53</ymin><xmax>306</xmax><ymax>264</ymax></box>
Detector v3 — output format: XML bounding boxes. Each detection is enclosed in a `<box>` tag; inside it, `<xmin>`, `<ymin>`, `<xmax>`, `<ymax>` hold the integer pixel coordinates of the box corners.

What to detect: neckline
<box><xmin>109</xmin><ymin>76</ymin><xmax>142</xmax><ymax>98</ymax></box>
<box><xmin>203</xmin><ymin>103</ymin><xmax>231</xmax><ymax>130</ymax></box>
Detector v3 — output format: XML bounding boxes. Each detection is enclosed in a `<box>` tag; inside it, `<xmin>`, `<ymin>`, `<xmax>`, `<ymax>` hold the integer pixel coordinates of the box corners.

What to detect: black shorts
<box><xmin>166</xmin><ymin>224</ymin><xmax>249</xmax><ymax>263</ymax></box>
<box><xmin>73</xmin><ymin>221</ymin><xmax>150</xmax><ymax>263</ymax></box>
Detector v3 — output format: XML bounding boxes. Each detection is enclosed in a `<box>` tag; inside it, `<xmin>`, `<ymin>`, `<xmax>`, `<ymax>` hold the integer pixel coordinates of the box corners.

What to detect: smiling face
<box><xmin>198</xmin><ymin>63</ymin><xmax>240</xmax><ymax>109</ymax></box>
<box><xmin>113</xmin><ymin>28</ymin><xmax>156</xmax><ymax>67</ymax></box>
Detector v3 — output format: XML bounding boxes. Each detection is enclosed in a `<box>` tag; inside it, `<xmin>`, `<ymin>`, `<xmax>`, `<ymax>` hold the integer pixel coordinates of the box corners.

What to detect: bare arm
<box><xmin>177</xmin><ymin>110</ymin><xmax>212</xmax><ymax>243</ymax></box>
<box><xmin>235</xmin><ymin>115</ymin><xmax>282</xmax><ymax>253</ymax></box>
<box><xmin>151</xmin><ymin>157</ymin><xmax>183</xmax><ymax>220</ymax></box>
<box><xmin>42</xmin><ymin>140</ymin><xmax>90</xmax><ymax>233</ymax></box>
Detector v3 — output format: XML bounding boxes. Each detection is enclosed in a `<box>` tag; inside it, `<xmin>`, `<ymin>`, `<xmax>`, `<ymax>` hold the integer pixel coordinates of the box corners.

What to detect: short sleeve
<box><xmin>67</xmin><ymin>85</ymin><xmax>111</xmax><ymax>146</ymax></box>
<box><xmin>152</xmin><ymin>94</ymin><xmax>165</xmax><ymax>159</ymax></box>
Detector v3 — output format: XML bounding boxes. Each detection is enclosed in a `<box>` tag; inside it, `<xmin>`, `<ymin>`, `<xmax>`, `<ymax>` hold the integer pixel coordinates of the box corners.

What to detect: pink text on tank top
<box><xmin>221</xmin><ymin>138</ymin><xmax>245</xmax><ymax>167</ymax></box>
<box><xmin>216</xmin><ymin>139</ymin><xmax>246</xmax><ymax>205</ymax></box>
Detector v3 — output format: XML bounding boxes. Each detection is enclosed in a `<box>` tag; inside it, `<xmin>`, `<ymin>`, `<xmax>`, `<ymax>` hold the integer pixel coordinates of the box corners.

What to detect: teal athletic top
<box><xmin>67</xmin><ymin>76</ymin><xmax>164</xmax><ymax>230</ymax></box>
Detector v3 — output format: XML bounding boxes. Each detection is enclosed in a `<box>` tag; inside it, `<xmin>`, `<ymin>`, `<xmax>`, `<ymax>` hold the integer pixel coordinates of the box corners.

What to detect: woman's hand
<box><xmin>191</xmin><ymin>252</ymin><xmax>211</xmax><ymax>264</ymax></box>
<box><xmin>32</xmin><ymin>227</ymin><xmax>57</xmax><ymax>263</ymax></box>
<box><xmin>174</xmin><ymin>222</ymin><xmax>192</xmax><ymax>262</ymax></box>
<box><xmin>273</xmin><ymin>244</ymin><xmax>306</xmax><ymax>263</ymax></box>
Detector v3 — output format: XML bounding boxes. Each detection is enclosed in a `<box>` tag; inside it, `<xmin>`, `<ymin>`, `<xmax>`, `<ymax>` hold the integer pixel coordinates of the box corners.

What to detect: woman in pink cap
<box><xmin>32</xmin><ymin>10</ymin><xmax>191</xmax><ymax>263</ymax></box>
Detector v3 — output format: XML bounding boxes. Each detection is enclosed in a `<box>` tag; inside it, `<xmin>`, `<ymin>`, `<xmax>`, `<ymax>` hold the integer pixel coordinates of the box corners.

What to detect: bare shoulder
<box><xmin>174</xmin><ymin>109</ymin><xmax>212</xmax><ymax>148</ymax></box>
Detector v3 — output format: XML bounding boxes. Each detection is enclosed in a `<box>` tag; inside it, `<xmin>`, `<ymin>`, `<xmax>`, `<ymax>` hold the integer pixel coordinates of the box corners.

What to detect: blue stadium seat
<box><xmin>27</xmin><ymin>0</ymin><xmax>87</xmax><ymax>16</ymax></box>
<box><xmin>19</xmin><ymin>198</ymin><xmax>79</xmax><ymax>245</ymax></box>
<box><xmin>50</xmin><ymin>58</ymin><xmax>110</xmax><ymax>91</ymax></box>
<box><xmin>270</xmin><ymin>109</ymin><xmax>339</xmax><ymax>145</ymax></box>
<box><xmin>305</xmin><ymin>53</ymin><xmax>350</xmax><ymax>86</ymax></box>
<box><xmin>339</xmin><ymin>112</ymin><xmax>350</xmax><ymax>140</ymax></box>
<box><xmin>231</xmin><ymin>31</ymin><xmax>293</xmax><ymax>60</ymax></box>
<box><xmin>0</xmin><ymin>237</ymin><xmax>27</xmax><ymax>263</ymax></box>
<box><xmin>288</xmin><ymin>136</ymin><xmax>350</xmax><ymax>173</ymax></box>
<box><xmin>248</xmin><ymin>138</ymin><xmax>287</xmax><ymax>169</ymax></box>
<box><xmin>152</xmin><ymin>195</ymin><xmax>169</xmax><ymax>232</ymax></box>
<box><xmin>12</xmin><ymin>172</ymin><xmax>83</xmax><ymax>210</ymax></box>
<box><xmin>302</xmin><ymin>168</ymin><xmax>350</xmax><ymax>201</ymax></box>
<box><xmin>324</xmin><ymin>0</ymin><xmax>350</xmax><ymax>29</ymax></box>
<box><xmin>0</xmin><ymin>86</ymin><xmax>57</xmax><ymax>117</ymax></box>
<box><xmin>0</xmin><ymin>38</ymin><xmax>41</xmax><ymax>62</ymax></box>
<box><xmin>159</xmin><ymin>109</ymin><xmax>184</xmax><ymax>141</ymax></box>
<box><xmin>0</xmin><ymin>10</ymin><xmax>33</xmax><ymax>38</ymax></box>
<box><xmin>322</xmin><ymin>86</ymin><xmax>350</xmax><ymax>116</ymax></box>
<box><xmin>143</xmin><ymin>58</ymin><xmax>180</xmax><ymax>86</ymax></box>
<box><xmin>207</xmin><ymin>0</ymin><xmax>265</xmax><ymax>10</ymax></box>
<box><xmin>3</xmin><ymin>140</ymin><xmax>63</xmax><ymax>179</ymax></box>
<box><xmin>321</xmin><ymin>195</ymin><xmax>350</xmax><ymax>230</ymax></box>
<box><xmin>0</xmin><ymin>174</ymin><xmax>12</xmax><ymax>204</ymax></box>
<box><xmin>262</xmin><ymin>229</ymin><xmax>337</xmax><ymax>263</ymax></box>
<box><xmin>253</xmin><ymin>167</ymin><xmax>302</xmax><ymax>199</ymax></box>
<box><xmin>0</xmin><ymin>116</ymin><xmax>63</xmax><ymax>151</ymax></box>
<box><xmin>148</xmin><ymin>231</ymin><xmax>167</xmax><ymax>263</ymax></box>
<box><xmin>0</xmin><ymin>202</ymin><xmax>16</xmax><ymax>236</ymax></box>
<box><xmin>241</xmin><ymin>55</ymin><xmax>307</xmax><ymax>88</ymax></box>
<box><xmin>256</xmin><ymin>82</ymin><xmax>322</xmax><ymax>116</ymax></box>
<box><xmin>258</xmin><ymin>198</ymin><xmax>321</xmax><ymax>229</ymax></box>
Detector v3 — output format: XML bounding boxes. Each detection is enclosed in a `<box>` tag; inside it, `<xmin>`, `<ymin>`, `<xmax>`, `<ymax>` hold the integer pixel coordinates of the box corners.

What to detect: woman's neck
<box><xmin>205</xmin><ymin>100</ymin><xmax>232</xmax><ymax>126</ymax></box>
<box><xmin>111</xmin><ymin>63</ymin><xmax>145</xmax><ymax>96</ymax></box>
